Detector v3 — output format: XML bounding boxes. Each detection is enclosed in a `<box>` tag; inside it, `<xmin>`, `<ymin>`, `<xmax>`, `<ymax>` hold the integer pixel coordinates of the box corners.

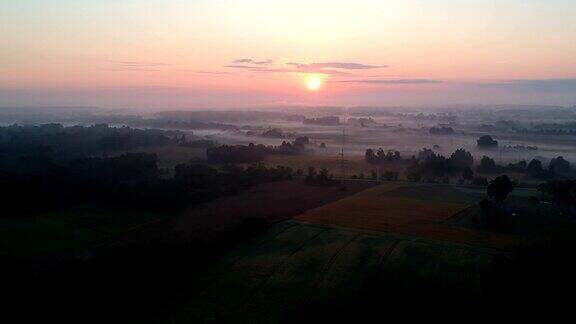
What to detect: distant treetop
<box><xmin>477</xmin><ymin>135</ymin><xmax>498</xmax><ymax>148</ymax></box>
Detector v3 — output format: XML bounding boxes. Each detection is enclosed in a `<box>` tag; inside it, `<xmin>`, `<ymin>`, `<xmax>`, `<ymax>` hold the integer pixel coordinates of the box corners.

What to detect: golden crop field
<box><xmin>295</xmin><ymin>183</ymin><xmax>523</xmax><ymax>250</ymax></box>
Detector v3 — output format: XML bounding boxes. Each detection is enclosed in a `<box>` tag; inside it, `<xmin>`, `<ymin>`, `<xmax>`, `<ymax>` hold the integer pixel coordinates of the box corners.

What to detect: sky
<box><xmin>1</xmin><ymin>0</ymin><xmax>576</xmax><ymax>109</ymax></box>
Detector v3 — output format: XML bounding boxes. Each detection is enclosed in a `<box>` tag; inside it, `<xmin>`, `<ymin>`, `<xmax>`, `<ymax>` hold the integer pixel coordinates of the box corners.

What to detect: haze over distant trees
<box><xmin>429</xmin><ymin>126</ymin><xmax>455</xmax><ymax>135</ymax></box>
<box><xmin>207</xmin><ymin>137</ymin><xmax>312</xmax><ymax>163</ymax></box>
<box><xmin>364</xmin><ymin>143</ymin><xmax>574</xmax><ymax>184</ymax></box>
<box><xmin>302</xmin><ymin>116</ymin><xmax>340</xmax><ymax>126</ymax></box>
<box><xmin>365</xmin><ymin>149</ymin><xmax>402</xmax><ymax>164</ymax></box>
<box><xmin>1</xmin><ymin>151</ymin><xmax>294</xmax><ymax>215</ymax></box>
<box><xmin>0</xmin><ymin>123</ymin><xmax>303</xmax><ymax>215</ymax></box>
<box><xmin>0</xmin><ymin>123</ymin><xmax>181</xmax><ymax>159</ymax></box>
<box><xmin>475</xmin><ymin>155</ymin><xmax>572</xmax><ymax>180</ymax></box>
<box><xmin>398</xmin><ymin>148</ymin><xmax>476</xmax><ymax>182</ymax></box>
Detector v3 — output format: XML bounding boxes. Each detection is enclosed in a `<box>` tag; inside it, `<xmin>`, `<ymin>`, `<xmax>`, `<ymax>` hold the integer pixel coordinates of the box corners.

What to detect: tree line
<box><xmin>1</xmin><ymin>151</ymin><xmax>295</xmax><ymax>216</ymax></box>
<box><xmin>0</xmin><ymin>123</ymin><xmax>181</xmax><ymax>160</ymax></box>
<box><xmin>207</xmin><ymin>137</ymin><xmax>311</xmax><ymax>163</ymax></box>
<box><xmin>365</xmin><ymin>146</ymin><xmax>573</xmax><ymax>183</ymax></box>
<box><xmin>476</xmin><ymin>155</ymin><xmax>571</xmax><ymax>179</ymax></box>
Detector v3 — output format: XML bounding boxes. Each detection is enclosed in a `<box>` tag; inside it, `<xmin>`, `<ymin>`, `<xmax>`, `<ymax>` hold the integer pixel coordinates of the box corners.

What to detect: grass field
<box><xmin>0</xmin><ymin>215</ymin><xmax>107</xmax><ymax>257</ymax></box>
<box><xmin>174</xmin><ymin>222</ymin><xmax>497</xmax><ymax>323</ymax></box>
<box><xmin>170</xmin><ymin>182</ymin><xmax>541</xmax><ymax>322</ymax></box>
<box><xmin>0</xmin><ymin>206</ymin><xmax>169</xmax><ymax>257</ymax></box>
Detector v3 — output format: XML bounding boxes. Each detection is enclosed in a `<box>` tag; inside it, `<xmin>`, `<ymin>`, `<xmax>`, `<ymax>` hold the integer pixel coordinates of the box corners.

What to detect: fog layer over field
<box><xmin>193</xmin><ymin>109</ymin><xmax>576</xmax><ymax>165</ymax></box>
<box><xmin>3</xmin><ymin>105</ymin><xmax>576</xmax><ymax>165</ymax></box>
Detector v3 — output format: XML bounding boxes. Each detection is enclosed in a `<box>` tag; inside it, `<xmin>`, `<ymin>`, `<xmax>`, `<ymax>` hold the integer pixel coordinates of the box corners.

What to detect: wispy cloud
<box><xmin>111</xmin><ymin>61</ymin><xmax>169</xmax><ymax>67</ymax></box>
<box><xmin>194</xmin><ymin>70</ymin><xmax>233</xmax><ymax>75</ymax></box>
<box><xmin>224</xmin><ymin>65</ymin><xmax>352</xmax><ymax>76</ymax></box>
<box><xmin>224</xmin><ymin>60</ymin><xmax>384</xmax><ymax>76</ymax></box>
<box><xmin>331</xmin><ymin>79</ymin><xmax>442</xmax><ymax>84</ymax></box>
<box><xmin>224</xmin><ymin>64</ymin><xmax>259</xmax><ymax>70</ymax></box>
<box><xmin>107</xmin><ymin>60</ymin><xmax>169</xmax><ymax>72</ymax></box>
<box><xmin>233</xmin><ymin>58</ymin><xmax>274</xmax><ymax>65</ymax></box>
<box><xmin>287</xmin><ymin>62</ymin><xmax>386</xmax><ymax>70</ymax></box>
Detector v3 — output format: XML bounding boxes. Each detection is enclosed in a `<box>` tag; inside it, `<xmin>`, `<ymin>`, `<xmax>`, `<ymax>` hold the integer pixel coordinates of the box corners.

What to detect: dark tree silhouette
<box><xmin>477</xmin><ymin>135</ymin><xmax>498</xmax><ymax>148</ymax></box>
<box><xmin>487</xmin><ymin>175</ymin><xmax>514</xmax><ymax>201</ymax></box>
<box><xmin>404</xmin><ymin>164</ymin><xmax>422</xmax><ymax>182</ymax></box>
<box><xmin>527</xmin><ymin>159</ymin><xmax>548</xmax><ymax>179</ymax></box>
<box><xmin>364</xmin><ymin>148</ymin><xmax>401</xmax><ymax>164</ymax></box>
<box><xmin>305</xmin><ymin>167</ymin><xmax>317</xmax><ymax>182</ymax></box>
<box><xmin>549</xmin><ymin>156</ymin><xmax>571</xmax><ymax>175</ymax></box>
<box><xmin>477</xmin><ymin>156</ymin><xmax>499</xmax><ymax>173</ymax></box>
<box><xmin>429</xmin><ymin>126</ymin><xmax>455</xmax><ymax>135</ymax></box>
<box><xmin>318</xmin><ymin>168</ymin><xmax>331</xmax><ymax>182</ymax></box>
<box><xmin>462</xmin><ymin>167</ymin><xmax>474</xmax><ymax>181</ymax></box>
<box><xmin>365</xmin><ymin>149</ymin><xmax>376</xmax><ymax>163</ymax></box>
<box><xmin>507</xmin><ymin>160</ymin><xmax>527</xmax><ymax>172</ymax></box>
<box><xmin>450</xmin><ymin>148</ymin><xmax>474</xmax><ymax>170</ymax></box>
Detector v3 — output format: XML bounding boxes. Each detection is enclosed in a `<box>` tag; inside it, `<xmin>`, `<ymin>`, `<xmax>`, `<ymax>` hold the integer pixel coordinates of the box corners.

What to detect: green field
<box><xmin>4</xmin><ymin>178</ymin><xmax>569</xmax><ymax>322</ymax></box>
<box><xmin>0</xmin><ymin>206</ymin><xmax>169</xmax><ymax>257</ymax></box>
<box><xmin>173</xmin><ymin>221</ymin><xmax>496</xmax><ymax>323</ymax></box>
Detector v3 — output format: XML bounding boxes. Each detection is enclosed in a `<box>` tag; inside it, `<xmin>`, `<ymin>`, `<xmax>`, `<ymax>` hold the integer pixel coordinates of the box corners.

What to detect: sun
<box><xmin>305</xmin><ymin>74</ymin><xmax>323</xmax><ymax>91</ymax></box>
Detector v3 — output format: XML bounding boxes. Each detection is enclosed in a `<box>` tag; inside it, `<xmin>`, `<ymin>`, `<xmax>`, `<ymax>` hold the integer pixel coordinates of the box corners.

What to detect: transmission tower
<box><xmin>338</xmin><ymin>128</ymin><xmax>347</xmax><ymax>179</ymax></box>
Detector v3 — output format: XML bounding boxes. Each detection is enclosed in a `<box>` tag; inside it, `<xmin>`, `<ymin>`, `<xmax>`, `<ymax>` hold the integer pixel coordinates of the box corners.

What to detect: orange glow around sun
<box><xmin>305</xmin><ymin>74</ymin><xmax>324</xmax><ymax>91</ymax></box>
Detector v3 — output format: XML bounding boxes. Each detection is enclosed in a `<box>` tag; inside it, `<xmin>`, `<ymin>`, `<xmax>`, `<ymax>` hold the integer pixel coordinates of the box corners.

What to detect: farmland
<box><xmin>296</xmin><ymin>183</ymin><xmax>523</xmax><ymax>249</ymax></box>
<box><xmin>175</xmin><ymin>222</ymin><xmax>496</xmax><ymax>323</ymax></box>
<box><xmin>101</xmin><ymin>179</ymin><xmax>374</xmax><ymax>249</ymax></box>
<box><xmin>172</xmin><ymin>182</ymin><xmax>539</xmax><ymax>323</ymax></box>
<box><xmin>4</xmin><ymin>107</ymin><xmax>576</xmax><ymax>321</ymax></box>
<box><xmin>0</xmin><ymin>205</ymin><xmax>169</xmax><ymax>257</ymax></box>
<box><xmin>0</xmin><ymin>180</ymin><xmax>374</xmax><ymax>257</ymax></box>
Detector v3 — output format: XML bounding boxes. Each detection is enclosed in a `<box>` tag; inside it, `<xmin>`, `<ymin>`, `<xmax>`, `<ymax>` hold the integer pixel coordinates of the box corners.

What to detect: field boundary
<box><xmin>222</xmin><ymin>227</ymin><xmax>330</xmax><ymax>322</ymax></box>
<box><xmin>305</xmin><ymin>232</ymin><xmax>362</xmax><ymax>305</ymax></box>
<box><xmin>197</xmin><ymin>221</ymin><xmax>302</xmax><ymax>295</ymax></box>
